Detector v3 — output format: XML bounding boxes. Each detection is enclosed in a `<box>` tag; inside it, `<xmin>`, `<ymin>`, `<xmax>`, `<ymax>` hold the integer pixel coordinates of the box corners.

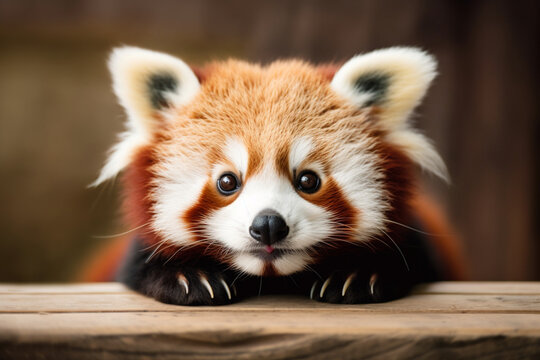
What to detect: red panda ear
<box><xmin>331</xmin><ymin>48</ymin><xmax>448</xmax><ymax>182</ymax></box>
<box><xmin>109</xmin><ymin>46</ymin><xmax>200</xmax><ymax>134</ymax></box>
<box><xmin>331</xmin><ymin>47</ymin><xmax>436</xmax><ymax>128</ymax></box>
<box><xmin>91</xmin><ymin>47</ymin><xmax>200</xmax><ymax>186</ymax></box>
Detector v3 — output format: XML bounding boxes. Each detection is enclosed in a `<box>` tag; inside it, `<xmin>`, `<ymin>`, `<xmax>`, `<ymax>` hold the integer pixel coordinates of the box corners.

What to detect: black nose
<box><xmin>249</xmin><ymin>209</ymin><xmax>289</xmax><ymax>245</ymax></box>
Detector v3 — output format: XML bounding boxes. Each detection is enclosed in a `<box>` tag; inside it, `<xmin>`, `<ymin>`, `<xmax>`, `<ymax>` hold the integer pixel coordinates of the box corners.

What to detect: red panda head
<box><xmin>94</xmin><ymin>47</ymin><xmax>447</xmax><ymax>276</ymax></box>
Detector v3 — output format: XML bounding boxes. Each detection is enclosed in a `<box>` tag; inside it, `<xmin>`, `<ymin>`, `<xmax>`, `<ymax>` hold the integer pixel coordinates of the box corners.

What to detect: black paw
<box><xmin>118</xmin><ymin>238</ymin><xmax>239</xmax><ymax>306</ymax></box>
<box><xmin>309</xmin><ymin>271</ymin><xmax>411</xmax><ymax>304</ymax></box>
<box><xmin>159</xmin><ymin>270</ymin><xmax>237</xmax><ymax>306</ymax></box>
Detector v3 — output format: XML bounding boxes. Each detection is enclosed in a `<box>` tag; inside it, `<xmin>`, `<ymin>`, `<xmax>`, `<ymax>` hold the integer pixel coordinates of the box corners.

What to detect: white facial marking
<box><xmin>223</xmin><ymin>137</ymin><xmax>249</xmax><ymax>176</ymax></box>
<box><xmin>152</xmin><ymin>154</ymin><xmax>208</xmax><ymax>246</ymax></box>
<box><xmin>288</xmin><ymin>137</ymin><xmax>326</xmax><ymax>183</ymax></box>
<box><xmin>330</xmin><ymin>140</ymin><xmax>388</xmax><ymax>240</ymax></box>
<box><xmin>289</xmin><ymin>136</ymin><xmax>313</xmax><ymax>172</ymax></box>
<box><xmin>234</xmin><ymin>253</ymin><xmax>264</xmax><ymax>275</ymax></box>
<box><xmin>212</xmin><ymin>138</ymin><xmax>249</xmax><ymax>188</ymax></box>
<box><xmin>272</xmin><ymin>253</ymin><xmax>312</xmax><ymax>275</ymax></box>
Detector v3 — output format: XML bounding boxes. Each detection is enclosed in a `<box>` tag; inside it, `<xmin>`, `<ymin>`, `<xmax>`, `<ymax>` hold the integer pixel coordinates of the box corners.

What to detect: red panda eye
<box><xmin>296</xmin><ymin>170</ymin><xmax>320</xmax><ymax>194</ymax></box>
<box><xmin>217</xmin><ymin>173</ymin><xmax>241</xmax><ymax>195</ymax></box>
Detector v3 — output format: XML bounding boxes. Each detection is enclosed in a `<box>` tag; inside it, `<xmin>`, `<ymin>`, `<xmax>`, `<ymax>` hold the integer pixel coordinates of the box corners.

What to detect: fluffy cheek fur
<box><xmin>329</xmin><ymin>143</ymin><xmax>390</xmax><ymax>241</ymax></box>
<box><xmin>150</xmin><ymin>153</ymin><xmax>209</xmax><ymax>246</ymax></box>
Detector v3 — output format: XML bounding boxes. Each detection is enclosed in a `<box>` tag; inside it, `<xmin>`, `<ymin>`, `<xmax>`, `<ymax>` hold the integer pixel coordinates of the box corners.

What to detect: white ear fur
<box><xmin>92</xmin><ymin>47</ymin><xmax>200</xmax><ymax>186</ymax></box>
<box><xmin>331</xmin><ymin>47</ymin><xmax>436</xmax><ymax>127</ymax></box>
<box><xmin>386</xmin><ymin>131</ymin><xmax>449</xmax><ymax>182</ymax></box>
<box><xmin>331</xmin><ymin>47</ymin><xmax>447</xmax><ymax>181</ymax></box>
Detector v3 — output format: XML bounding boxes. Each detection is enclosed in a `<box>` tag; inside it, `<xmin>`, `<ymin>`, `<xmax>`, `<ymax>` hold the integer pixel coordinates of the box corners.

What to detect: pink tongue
<box><xmin>265</xmin><ymin>245</ymin><xmax>274</xmax><ymax>254</ymax></box>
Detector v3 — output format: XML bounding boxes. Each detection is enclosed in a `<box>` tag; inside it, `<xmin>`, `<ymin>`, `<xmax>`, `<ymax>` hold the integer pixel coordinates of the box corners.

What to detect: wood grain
<box><xmin>1</xmin><ymin>282</ymin><xmax>539</xmax><ymax>359</ymax></box>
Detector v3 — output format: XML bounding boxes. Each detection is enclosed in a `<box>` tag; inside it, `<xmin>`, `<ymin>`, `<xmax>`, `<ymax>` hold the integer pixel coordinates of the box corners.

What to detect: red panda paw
<box><xmin>147</xmin><ymin>269</ymin><xmax>237</xmax><ymax>306</ymax></box>
<box><xmin>117</xmin><ymin>238</ymin><xmax>238</xmax><ymax>306</ymax></box>
<box><xmin>309</xmin><ymin>270</ymin><xmax>412</xmax><ymax>304</ymax></box>
<box><xmin>175</xmin><ymin>270</ymin><xmax>236</xmax><ymax>305</ymax></box>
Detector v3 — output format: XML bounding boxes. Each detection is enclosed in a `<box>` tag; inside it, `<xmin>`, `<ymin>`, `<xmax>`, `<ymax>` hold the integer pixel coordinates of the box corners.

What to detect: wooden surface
<box><xmin>1</xmin><ymin>282</ymin><xmax>539</xmax><ymax>359</ymax></box>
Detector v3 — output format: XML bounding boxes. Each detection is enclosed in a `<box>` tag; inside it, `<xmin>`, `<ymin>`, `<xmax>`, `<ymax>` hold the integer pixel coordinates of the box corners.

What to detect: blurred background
<box><xmin>0</xmin><ymin>0</ymin><xmax>538</xmax><ymax>282</ymax></box>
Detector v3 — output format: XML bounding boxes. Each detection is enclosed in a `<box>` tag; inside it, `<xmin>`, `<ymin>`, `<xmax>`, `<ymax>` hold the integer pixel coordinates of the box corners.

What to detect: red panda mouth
<box><xmin>250</xmin><ymin>247</ymin><xmax>294</xmax><ymax>262</ymax></box>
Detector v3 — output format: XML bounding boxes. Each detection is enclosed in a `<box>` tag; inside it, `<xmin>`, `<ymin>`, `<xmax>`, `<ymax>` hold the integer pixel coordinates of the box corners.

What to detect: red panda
<box><xmin>90</xmin><ymin>46</ymin><xmax>466</xmax><ymax>305</ymax></box>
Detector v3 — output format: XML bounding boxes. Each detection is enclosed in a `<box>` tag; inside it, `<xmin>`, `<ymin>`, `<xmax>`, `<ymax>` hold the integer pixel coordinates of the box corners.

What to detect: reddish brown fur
<box><xmin>181</xmin><ymin>180</ymin><xmax>237</xmax><ymax>262</ymax></box>
<box><xmin>122</xmin><ymin>146</ymin><xmax>157</xmax><ymax>246</ymax></box>
<box><xmin>308</xmin><ymin>177</ymin><xmax>358</xmax><ymax>240</ymax></box>
<box><xmin>409</xmin><ymin>193</ymin><xmax>468</xmax><ymax>279</ymax></box>
<box><xmin>78</xmin><ymin>234</ymin><xmax>131</xmax><ymax>282</ymax></box>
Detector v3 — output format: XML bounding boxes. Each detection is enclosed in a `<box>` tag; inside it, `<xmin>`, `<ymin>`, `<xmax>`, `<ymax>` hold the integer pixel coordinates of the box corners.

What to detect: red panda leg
<box><xmin>306</xmin><ymin>225</ymin><xmax>442</xmax><ymax>304</ymax></box>
<box><xmin>118</xmin><ymin>237</ymin><xmax>238</xmax><ymax>305</ymax></box>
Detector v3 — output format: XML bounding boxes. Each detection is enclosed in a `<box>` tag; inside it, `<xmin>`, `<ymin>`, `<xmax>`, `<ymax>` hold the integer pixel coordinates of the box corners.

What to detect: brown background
<box><xmin>0</xmin><ymin>0</ymin><xmax>538</xmax><ymax>282</ymax></box>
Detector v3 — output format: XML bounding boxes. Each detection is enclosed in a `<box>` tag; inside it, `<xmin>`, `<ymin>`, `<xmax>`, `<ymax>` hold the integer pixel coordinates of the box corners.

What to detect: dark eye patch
<box><xmin>353</xmin><ymin>72</ymin><xmax>390</xmax><ymax>107</ymax></box>
<box><xmin>148</xmin><ymin>73</ymin><xmax>178</xmax><ymax>109</ymax></box>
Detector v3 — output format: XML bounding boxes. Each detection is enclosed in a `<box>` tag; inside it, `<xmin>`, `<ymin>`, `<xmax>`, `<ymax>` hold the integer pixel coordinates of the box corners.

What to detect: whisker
<box><xmin>92</xmin><ymin>222</ymin><xmax>151</xmax><ymax>239</ymax></box>
<box><xmin>384</xmin><ymin>219</ymin><xmax>447</xmax><ymax>237</ymax></box>
<box><xmin>258</xmin><ymin>276</ymin><xmax>263</xmax><ymax>297</ymax></box>
<box><xmin>139</xmin><ymin>240</ymin><xmax>165</xmax><ymax>252</ymax></box>
<box><xmin>163</xmin><ymin>246</ymin><xmax>184</xmax><ymax>264</ymax></box>
<box><xmin>380</xmin><ymin>229</ymin><xmax>410</xmax><ymax>271</ymax></box>
<box><xmin>304</xmin><ymin>264</ymin><xmax>323</xmax><ymax>280</ymax></box>
<box><xmin>231</xmin><ymin>271</ymin><xmax>249</xmax><ymax>286</ymax></box>
<box><xmin>367</xmin><ymin>235</ymin><xmax>393</xmax><ymax>251</ymax></box>
<box><xmin>145</xmin><ymin>241</ymin><xmax>168</xmax><ymax>263</ymax></box>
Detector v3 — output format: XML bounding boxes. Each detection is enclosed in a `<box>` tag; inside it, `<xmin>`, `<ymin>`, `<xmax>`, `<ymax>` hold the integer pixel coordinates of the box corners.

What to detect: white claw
<box><xmin>369</xmin><ymin>273</ymin><xmax>379</xmax><ymax>297</ymax></box>
<box><xmin>320</xmin><ymin>276</ymin><xmax>332</xmax><ymax>298</ymax></box>
<box><xmin>220</xmin><ymin>278</ymin><xmax>232</xmax><ymax>300</ymax></box>
<box><xmin>342</xmin><ymin>273</ymin><xmax>357</xmax><ymax>297</ymax></box>
<box><xmin>309</xmin><ymin>281</ymin><xmax>317</xmax><ymax>300</ymax></box>
<box><xmin>177</xmin><ymin>274</ymin><xmax>189</xmax><ymax>294</ymax></box>
<box><xmin>200</xmin><ymin>275</ymin><xmax>214</xmax><ymax>299</ymax></box>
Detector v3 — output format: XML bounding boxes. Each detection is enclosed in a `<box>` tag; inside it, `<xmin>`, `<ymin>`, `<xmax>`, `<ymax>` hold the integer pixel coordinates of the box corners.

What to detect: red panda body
<box><xmin>92</xmin><ymin>47</ymin><xmax>465</xmax><ymax>305</ymax></box>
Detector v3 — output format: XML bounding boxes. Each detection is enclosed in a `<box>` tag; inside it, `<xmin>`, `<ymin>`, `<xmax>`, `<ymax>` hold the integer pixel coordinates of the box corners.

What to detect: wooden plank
<box><xmin>1</xmin><ymin>312</ymin><xmax>539</xmax><ymax>337</ymax></box>
<box><xmin>413</xmin><ymin>281</ymin><xmax>540</xmax><ymax>295</ymax></box>
<box><xmin>1</xmin><ymin>293</ymin><xmax>540</xmax><ymax>314</ymax></box>
<box><xmin>2</xmin><ymin>332</ymin><xmax>537</xmax><ymax>360</ymax></box>
<box><xmin>0</xmin><ymin>282</ymin><xmax>127</xmax><ymax>294</ymax></box>
<box><xmin>1</xmin><ymin>313</ymin><xmax>539</xmax><ymax>359</ymax></box>
<box><xmin>2</xmin><ymin>281</ymin><xmax>539</xmax><ymax>295</ymax></box>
